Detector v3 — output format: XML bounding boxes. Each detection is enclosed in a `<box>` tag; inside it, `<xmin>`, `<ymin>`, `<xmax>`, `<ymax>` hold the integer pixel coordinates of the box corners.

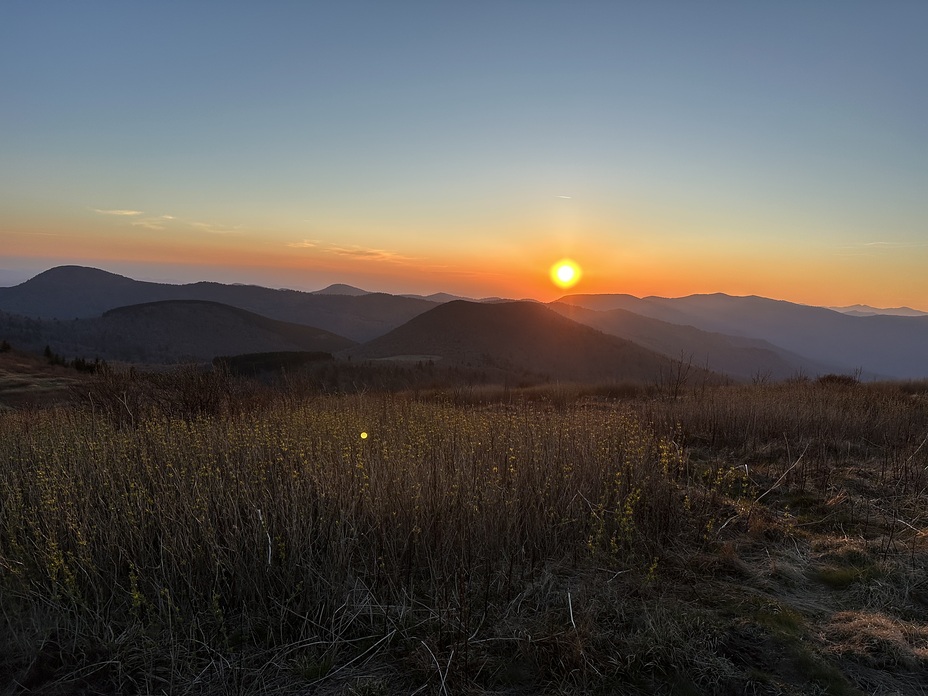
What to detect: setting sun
<box><xmin>550</xmin><ymin>259</ymin><xmax>582</xmax><ymax>289</ymax></box>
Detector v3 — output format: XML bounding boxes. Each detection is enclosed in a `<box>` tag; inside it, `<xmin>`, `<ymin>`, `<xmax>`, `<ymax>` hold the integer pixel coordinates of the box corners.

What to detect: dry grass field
<box><xmin>0</xmin><ymin>349</ymin><xmax>84</xmax><ymax>412</ymax></box>
<box><xmin>1</xmin><ymin>367</ymin><xmax>926</xmax><ymax>694</ymax></box>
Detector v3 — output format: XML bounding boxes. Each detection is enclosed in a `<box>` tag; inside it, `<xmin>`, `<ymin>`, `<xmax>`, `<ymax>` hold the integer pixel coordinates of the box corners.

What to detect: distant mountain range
<box><xmin>548</xmin><ymin>302</ymin><xmax>838</xmax><ymax>381</ymax></box>
<box><xmin>0</xmin><ymin>266</ymin><xmax>434</xmax><ymax>342</ymax></box>
<box><xmin>829</xmin><ymin>304</ymin><xmax>928</xmax><ymax>318</ymax></box>
<box><xmin>1</xmin><ymin>266</ymin><xmax>926</xmax><ymax>380</ymax></box>
<box><xmin>558</xmin><ymin>293</ymin><xmax>928</xmax><ymax>380</ymax></box>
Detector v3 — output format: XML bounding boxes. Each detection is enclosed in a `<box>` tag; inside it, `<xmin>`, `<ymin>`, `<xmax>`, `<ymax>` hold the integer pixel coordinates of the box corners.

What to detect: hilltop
<box><xmin>0</xmin><ymin>266</ymin><xmax>436</xmax><ymax>342</ymax></box>
<box><xmin>345</xmin><ymin>300</ymin><xmax>717</xmax><ymax>385</ymax></box>
<box><xmin>0</xmin><ymin>300</ymin><xmax>356</xmax><ymax>364</ymax></box>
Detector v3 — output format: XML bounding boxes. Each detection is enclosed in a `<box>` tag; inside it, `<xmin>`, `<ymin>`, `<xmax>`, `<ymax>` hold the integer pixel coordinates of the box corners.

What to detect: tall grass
<box><xmin>0</xmin><ymin>385</ymin><xmax>726</xmax><ymax>693</ymax></box>
<box><xmin>1</xmin><ymin>370</ymin><xmax>926</xmax><ymax>693</ymax></box>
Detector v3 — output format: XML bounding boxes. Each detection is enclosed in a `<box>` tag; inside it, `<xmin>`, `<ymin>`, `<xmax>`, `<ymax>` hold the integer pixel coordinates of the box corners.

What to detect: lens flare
<box><xmin>550</xmin><ymin>259</ymin><xmax>582</xmax><ymax>289</ymax></box>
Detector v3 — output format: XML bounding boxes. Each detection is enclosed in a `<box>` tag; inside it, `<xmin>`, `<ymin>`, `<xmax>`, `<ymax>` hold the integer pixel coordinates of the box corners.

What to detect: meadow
<box><xmin>1</xmin><ymin>367</ymin><xmax>926</xmax><ymax>694</ymax></box>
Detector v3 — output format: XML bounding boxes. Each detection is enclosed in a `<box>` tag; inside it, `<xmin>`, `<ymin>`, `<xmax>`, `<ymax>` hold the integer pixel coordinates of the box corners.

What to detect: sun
<box><xmin>550</xmin><ymin>258</ymin><xmax>582</xmax><ymax>289</ymax></box>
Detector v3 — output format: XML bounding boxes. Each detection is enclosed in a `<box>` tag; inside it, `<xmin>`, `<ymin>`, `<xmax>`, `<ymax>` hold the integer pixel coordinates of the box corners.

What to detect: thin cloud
<box><xmin>836</xmin><ymin>241</ymin><xmax>928</xmax><ymax>252</ymax></box>
<box><xmin>328</xmin><ymin>245</ymin><xmax>413</xmax><ymax>263</ymax></box>
<box><xmin>94</xmin><ymin>208</ymin><xmax>143</xmax><ymax>216</ymax></box>
<box><xmin>556</xmin><ymin>195</ymin><xmax>572</xmax><ymax>199</ymax></box>
<box><xmin>288</xmin><ymin>239</ymin><xmax>414</xmax><ymax>263</ymax></box>
<box><xmin>91</xmin><ymin>208</ymin><xmax>244</xmax><ymax>235</ymax></box>
<box><xmin>860</xmin><ymin>241</ymin><xmax>928</xmax><ymax>248</ymax></box>
<box><xmin>131</xmin><ymin>218</ymin><xmax>166</xmax><ymax>231</ymax></box>
<box><xmin>189</xmin><ymin>221</ymin><xmax>242</xmax><ymax>235</ymax></box>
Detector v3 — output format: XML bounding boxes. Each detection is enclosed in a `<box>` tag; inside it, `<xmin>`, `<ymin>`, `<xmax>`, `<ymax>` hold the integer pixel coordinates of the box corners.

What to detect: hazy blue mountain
<box><xmin>0</xmin><ymin>266</ymin><xmax>167</xmax><ymax>318</ymax></box>
<box><xmin>559</xmin><ymin>293</ymin><xmax>928</xmax><ymax>379</ymax></box>
<box><xmin>311</xmin><ymin>284</ymin><xmax>370</xmax><ymax>296</ymax></box>
<box><xmin>400</xmin><ymin>292</ymin><xmax>473</xmax><ymax>303</ymax></box>
<box><xmin>829</xmin><ymin>304</ymin><xmax>928</xmax><ymax>318</ymax></box>
<box><xmin>548</xmin><ymin>302</ymin><xmax>847</xmax><ymax>381</ymax></box>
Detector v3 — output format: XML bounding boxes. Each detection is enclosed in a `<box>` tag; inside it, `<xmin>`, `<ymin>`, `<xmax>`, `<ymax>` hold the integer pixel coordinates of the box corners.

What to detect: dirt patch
<box><xmin>0</xmin><ymin>350</ymin><xmax>84</xmax><ymax>408</ymax></box>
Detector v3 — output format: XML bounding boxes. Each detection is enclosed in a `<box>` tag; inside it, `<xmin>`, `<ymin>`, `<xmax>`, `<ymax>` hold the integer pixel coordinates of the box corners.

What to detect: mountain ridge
<box><xmin>0</xmin><ymin>266</ymin><xmax>436</xmax><ymax>342</ymax></box>
<box><xmin>0</xmin><ymin>299</ymin><xmax>356</xmax><ymax>364</ymax></box>
<box><xmin>345</xmin><ymin>300</ymin><xmax>720</xmax><ymax>385</ymax></box>
<box><xmin>548</xmin><ymin>302</ymin><xmax>850</xmax><ymax>381</ymax></box>
<box><xmin>3</xmin><ymin>267</ymin><xmax>927</xmax><ymax>379</ymax></box>
<box><xmin>829</xmin><ymin>304</ymin><xmax>928</xmax><ymax>318</ymax></box>
<box><xmin>559</xmin><ymin>292</ymin><xmax>928</xmax><ymax>379</ymax></box>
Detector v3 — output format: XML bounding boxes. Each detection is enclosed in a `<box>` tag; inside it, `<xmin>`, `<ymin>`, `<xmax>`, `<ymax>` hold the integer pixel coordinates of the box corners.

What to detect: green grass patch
<box><xmin>793</xmin><ymin>645</ymin><xmax>865</xmax><ymax>695</ymax></box>
<box><xmin>811</xmin><ymin>560</ymin><xmax>882</xmax><ymax>590</ymax></box>
<box><xmin>754</xmin><ymin>604</ymin><xmax>805</xmax><ymax>638</ymax></box>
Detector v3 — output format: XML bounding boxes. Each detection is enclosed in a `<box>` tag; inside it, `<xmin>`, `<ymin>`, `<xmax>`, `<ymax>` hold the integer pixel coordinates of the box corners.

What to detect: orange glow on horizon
<box><xmin>4</xmin><ymin>211</ymin><xmax>927</xmax><ymax>310</ymax></box>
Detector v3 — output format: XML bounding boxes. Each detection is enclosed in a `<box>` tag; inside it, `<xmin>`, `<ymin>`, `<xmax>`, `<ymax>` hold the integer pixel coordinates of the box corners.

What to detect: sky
<box><xmin>2</xmin><ymin>1</ymin><xmax>926</xmax><ymax>307</ymax></box>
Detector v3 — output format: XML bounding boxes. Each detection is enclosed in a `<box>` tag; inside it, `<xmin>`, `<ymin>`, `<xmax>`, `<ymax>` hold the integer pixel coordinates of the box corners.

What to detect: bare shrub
<box><xmin>817</xmin><ymin>373</ymin><xmax>860</xmax><ymax>387</ymax></box>
<box><xmin>71</xmin><ymin>362</ymin><xmax>270</xmax><ymax>426</ymax></box>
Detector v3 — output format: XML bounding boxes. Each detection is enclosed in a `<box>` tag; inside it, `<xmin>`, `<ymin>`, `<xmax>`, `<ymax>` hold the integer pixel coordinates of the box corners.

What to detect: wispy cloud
<box><xmin>328</xmin><ymin>245</ymin><xmax>414</xmax><ymax>263</ymax></box>
<box><xmin>130</xmin><ymin>218</ymin><xmax>166</xmax><ymax>231</ymax></box>
<box><xmin>859</xmin><ymin>241</ymin><xmax>928</xmax><ymax>248</ymax></box>
<box><xmin>287</xmin><ymin>239</ymin><xmax>414</xmax><ymax>263</ymax></box>
<box><xmin>91</xmin><ymin>207</ymin><xmax>244</xmax><ymax>235</ymax></box>
<box><xmin>94</xmin><ymin>208</ymin><xmax>143</xmax><ymax>216</ymax></box>
<box><xmin>188</xmin><ymin>221</ymin><xmax>242</xmax><ymax>235</ymax></box>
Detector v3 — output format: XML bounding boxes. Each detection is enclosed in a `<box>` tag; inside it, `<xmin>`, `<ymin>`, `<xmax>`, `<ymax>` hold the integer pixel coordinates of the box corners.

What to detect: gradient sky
<box><xmin>2</xmin><ymin>1</ymin><xmax>926</xmax><ymax>307</ymax></box>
